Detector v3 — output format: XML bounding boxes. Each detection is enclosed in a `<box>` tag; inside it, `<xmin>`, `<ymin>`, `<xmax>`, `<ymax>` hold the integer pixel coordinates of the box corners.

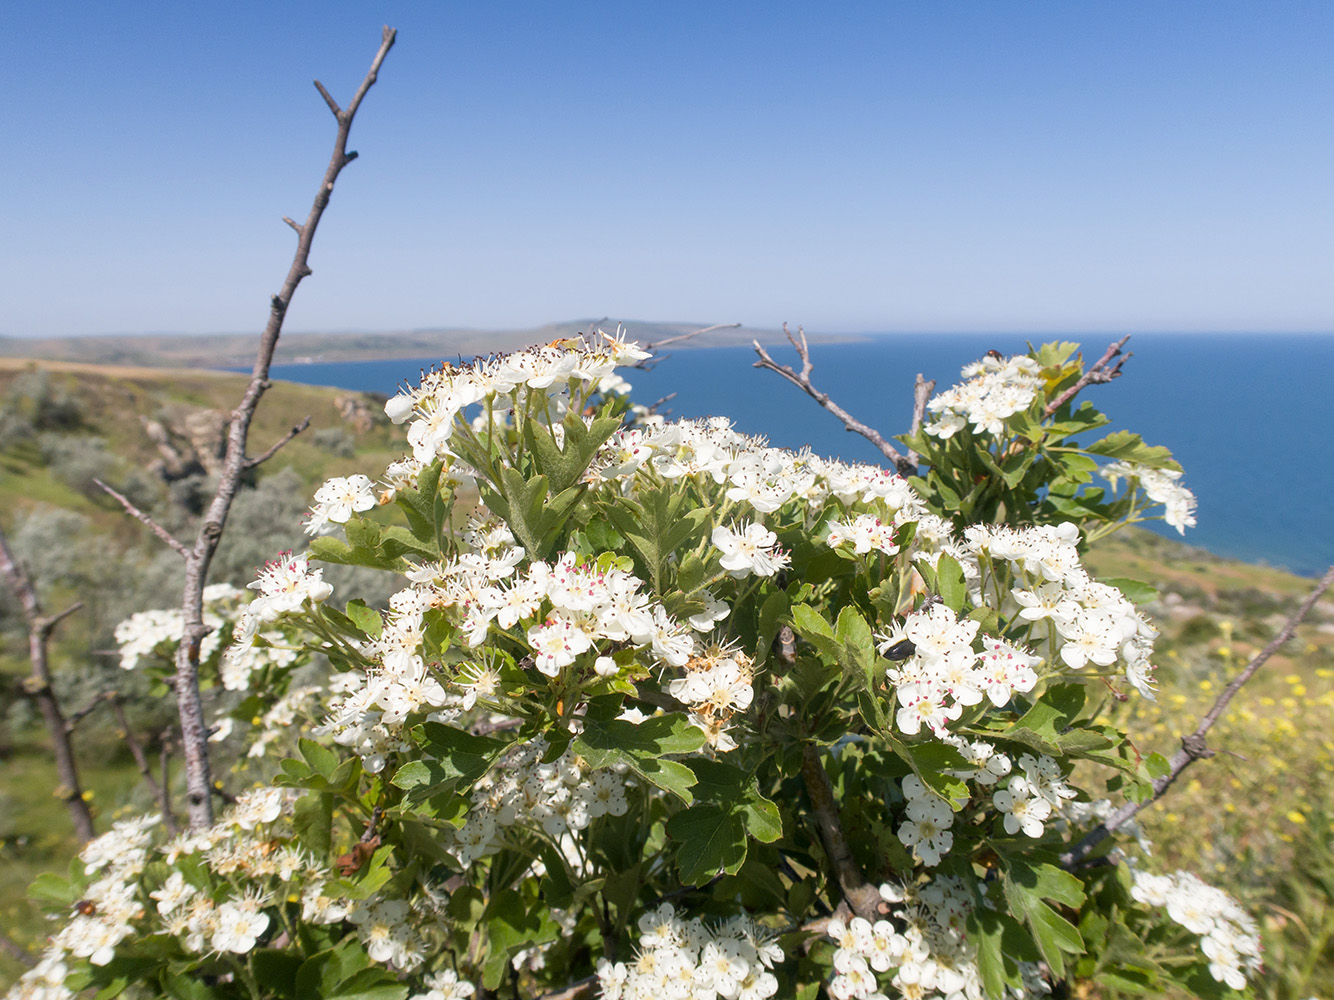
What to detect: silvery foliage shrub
<box><xmin>14</xmin><ymin>336</ymin><xmax>1257</xmax><ymax>1000</ymax></box>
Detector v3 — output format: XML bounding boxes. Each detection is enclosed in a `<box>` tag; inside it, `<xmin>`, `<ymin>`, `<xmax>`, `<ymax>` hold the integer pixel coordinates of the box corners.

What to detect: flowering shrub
<box><xmin>12</xmin><ymin>334</ymin><xmax>1264</xmax><ymax>1000</ymax></box>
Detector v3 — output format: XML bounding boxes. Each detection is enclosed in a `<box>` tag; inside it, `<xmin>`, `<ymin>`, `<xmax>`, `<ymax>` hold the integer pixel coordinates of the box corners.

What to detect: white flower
<box><xmin>712</xmin><ymin>522</ymin><xmax>789</xmax><ymax>579</ymax></box>
<box><xmin>212</xmin><ymin>901</ymin><xmax>270</xmax><ymax>954</ymax></box>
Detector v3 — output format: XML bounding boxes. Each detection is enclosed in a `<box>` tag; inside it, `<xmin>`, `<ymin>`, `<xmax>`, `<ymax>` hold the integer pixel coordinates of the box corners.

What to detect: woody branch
<box><xmin>753</xmin><ymin>324</ymin><xmax>921</xmax><ymax>477</ymax></box>
<box><xmin>108</xmin><ymin>26</ymin><xmax>397</xmax><ymax>830</ymax></box>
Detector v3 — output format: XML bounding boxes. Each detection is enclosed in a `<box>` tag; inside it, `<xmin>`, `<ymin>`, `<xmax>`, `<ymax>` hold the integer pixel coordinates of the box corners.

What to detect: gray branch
<box><xmin>753</xmin><ymin>324</ymin><xmax>918</xmax><ymax>477</ymax></box>
<box><xmin>1061</xmin><ymin>564</ymin><xmax>1334</xmax><ymax>868</ymax></box>
<box><xmin>108</xmin><ymin>27</ymin><xmax>397</xmax><ymax>829</ymax></box>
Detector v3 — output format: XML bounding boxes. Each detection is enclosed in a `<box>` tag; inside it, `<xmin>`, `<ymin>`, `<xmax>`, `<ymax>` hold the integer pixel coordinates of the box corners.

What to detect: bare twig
<box><xmin>640</xmin><ymin>321</ymin><xmax>742</xmax><ymax>358</ymax></box>
<box><xmin>94</xmin><ymin>479</ymin><xmax>190</xmax><ymax>558</ymax></box>
<box><xmin>0</xmin><ymin>528</ymin><xmax>95</xmax><ymax>842</ymax></box>
<box><xmin>1061</xmin><ymin>565</ymin><xmax>1334</xmax><ymax>868</ymax></box>
<box><xmin>245</xmin><ymin>416</ymin><xmax>311</xmax><ymax>469</ymax></box>
<box><xmin>114</xmin><ymin>26</ymin><xmax>397</xmax><ymax>830</ymax></box>
<box><xmin>753</xmin><ymin>325</ymin><xmax>917</xmax><ymax>477</ymax></box>
<box><xmin>65</xmin><ymin>691</ymin><xmax>110</xmax><ymax>732</ymax></box>
<box><xmin>1044</xmin><ymin>336</ymin><xmax>1132</xmax><ymax>416</ymax></box>
<box><xmin>906</xmin><ymin>373</ymin><xmax>936</xmax><ymax>469</ymax></box>
<box><xmin>108</xmin><ymin>693</ymin><xmax>177</xmax><ymax>835</ymax></box>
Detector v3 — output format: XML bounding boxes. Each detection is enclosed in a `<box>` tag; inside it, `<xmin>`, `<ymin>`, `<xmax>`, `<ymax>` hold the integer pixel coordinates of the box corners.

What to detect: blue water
<box><xmin>252</xmin><ymin>334</ymin><xmax>1334</xmax><ymax>577</ymax></box>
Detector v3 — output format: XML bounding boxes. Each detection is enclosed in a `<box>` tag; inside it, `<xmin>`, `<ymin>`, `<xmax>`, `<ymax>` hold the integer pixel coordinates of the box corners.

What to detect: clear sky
<box><xmin>3</xmin><ymin>1</ymin><xmax>1331</xmax><ymax>338</ymax></box>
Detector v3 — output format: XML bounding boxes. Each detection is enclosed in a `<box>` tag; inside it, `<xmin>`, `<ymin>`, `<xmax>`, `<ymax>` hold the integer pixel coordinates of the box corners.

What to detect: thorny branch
<box><xmin>0</xmin><ymin>527</ymin><xmax>96</xmax><ymax>842</ymax></box>
<box><xmin>1044</xmin><ymin>336</ymin><xmax>1132</xmax><ymax>416</ymax></box>
<box><xmin>108</xmin><ymin>26</ymin><xmax>398</xmax><ymax>830</ymax></box>
<box><xmin>1061</xmin><ymin>564</ymin><xmax>1334</xmax><ymax>869</ymax></box>
<box><xmin>753</xmin><ymin>324</ymin><xmax>919</xmax><ymax>477</ymax></box>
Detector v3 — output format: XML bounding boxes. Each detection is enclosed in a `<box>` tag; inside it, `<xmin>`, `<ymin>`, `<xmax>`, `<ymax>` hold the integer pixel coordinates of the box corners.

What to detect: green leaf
<box><xmin>293</xmin><ymin>791</ymin><xmax>333</xmax><ymax>858</ymax></box>
<box><xmin>415</xmin><ymin>722</ymin><xmax>507</xmax><ymax>784</ymax></box>
<box><xmin>935</xmin><ymin>554</ymin><xmax>967</xmax><ymax>611</ymax></box>
<box><xmin>886</xmin><ymin>736</ymin><xmax>971</xmax><ymax>809</ymax></box>
<box><xmin>1102</xmin><ymin>577</ymin><xmax>1159</xmax><ymax>606</ymax></box>
<box><xmin>26</xmin><ymin>871</ymin><xmax>75</xmax><ymax>906</ymax></box>
<box><xmin>573</xmin><ymin>713</ymin><xmax>705</xmax><ymax>803</ymax></box>
<box><xmin>1144</xmin><ymin>752</ymin><xmax>1171</xmax><ymax>780</ymax></box>
<box><xmin>1085</xmin><ymin>430</ymin><xmax>1180</xmax><ymax>471</ymax></box>
<box><xmin>161</xmin><ymin>972</ymin><xmax>222</xmax><ymax>1000</ymax></box>
<box><xmin>296</xmin><ymin>942</ymin><xmax>371</xmax><ymax>1000</ymax></box>
<box><xmin>667</xmin><ymin>804</ymin><xmax>749</xmax><ymax>884</ymax></box>
<box><xmin>344</xmin><ymin>599</ymin><xmax>384</xmax><ymax>638</ymax></box>
<box><xmin>753</xmin><ymin>590</ymin><xmax>790</xmax><ymax>667</ymax></box>
<box><xmin>327</xmin><ymin>968</ymin><xmax>410</xmax><ymax>1000</ymax></box>
<box><xmin>251</xmin><ymin>950</ymin><xmax>303</xmax><ymax>1000</ymax></box>
<box><xmin>300</xmin><ymin>738</ymin><xmax>338</xmax><ymax>781</ymax></box>
<box><xmin>1002</xmin><ymin>872</ymin><xmax>1085</xmax><ymax>978</ymax></box>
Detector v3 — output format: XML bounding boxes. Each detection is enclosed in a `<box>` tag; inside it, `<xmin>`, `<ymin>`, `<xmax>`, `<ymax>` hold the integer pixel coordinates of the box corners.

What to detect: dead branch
<box><xmin>639</xmin><ymin>321</ymin><xmax>742</xmax><ymax>361</ymax></box>
<box><xmin>1061</xmin><ymin>564</ymin><xmax>1334</xmax><ymax>868</ymax></box>
<box><xmin>93</xmin><ymin>479</ymin><xmax>190</xmax><ymax>558</ymax></box>
<box><xmin>0</xmin><ymin>528</ymin><xmax>96</xmax><ymax>842</ymax></box>
<box><xmin>753</xmin><ymin>324</ymin><xmax>917</xmax><ymax>477</ymax></box>
<box><xmin>110</xmin><ymin>26</ymin><xmax>397</xmax><ymax>830</ymax></box>
<box><xmin>1044</xmin><ymin>336</ymin><xmax>1132</xmax><ymax>416</ymax></box>
<box><xmin>245</xmin><ymin>416</ymin><xmax>311</xmax><ymax>469</ymax></box>
<box><xmin>108</xmin><ymin>693</ymin><xmax>177</xmax><ymax>835</ymax></box>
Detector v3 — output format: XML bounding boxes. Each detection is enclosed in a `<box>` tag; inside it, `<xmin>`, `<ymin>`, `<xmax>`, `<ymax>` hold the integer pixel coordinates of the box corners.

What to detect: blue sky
<box><xmin>3</xmin><ymin>2</ymin><xmax>1331</xmax><ymax>338</ymax></box>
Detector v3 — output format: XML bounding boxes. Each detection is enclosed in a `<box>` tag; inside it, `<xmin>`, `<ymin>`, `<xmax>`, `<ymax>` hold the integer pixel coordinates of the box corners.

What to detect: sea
<box><xmin>246</xmin><ymin>333</ymin><xmax>1334</xmax><ymax>578</ymax></box>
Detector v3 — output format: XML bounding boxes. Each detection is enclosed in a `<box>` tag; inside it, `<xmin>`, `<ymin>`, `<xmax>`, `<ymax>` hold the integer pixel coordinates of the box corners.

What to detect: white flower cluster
<box><xmin>878</xmin><ymin>602</ymin><xmax>1040</xmax><ymax>738</ymax></box>
<box><xmin>113</xmin><ymin>582</ymin><xmax>242</xmax><ymax>670</ymax></box>
<box><xmin>967</xmin><ymin>523</ymin><xmax>1161</xmax><ymax>699</ymax></box>
<box><xmin>829</xmin><ymin>877</ymin><xmax>1054</xmax><ymax>1000</ymax></box>
<box><xmin>233</xmin><ymin>550</ymin><xmax>334</xmax><ymax>646</ymax></box>
<box><xmin>668</xmin><ymin>642</ymin><xmax>756</xmax><ymax>753</ymax></box>
<box><xmin>825</xmin><ymin>513</ymin><xmax>901</xmax><ymax>556</ymax></box>
<box><xmin>1099</xmin><ymin>460</ymin><xmax>1198</xmax><ymax>534</ymax></box>
<box><xmin>922</xmin><ymin>352</ymin><xmax>1042</xmax><ymax>439</ymax></box>
<box><xmin>826</xmin><ymin>876</ymin><xmax>1050</xmax><ymax>1000</ymax></box>
<box><xmin>381</xmin><ymin>331</ymin><xmax>649</xmax><ymax>465</ymax></box>
<box><xmin>897</xmin><ymin>774</ymin><xmax>955</xmax><ymax>867</ymax></box>
<box><xmin>597</xmin><ymin>903</ymin><xmax>782</xmax><ymax>1000</ymax></box>
<box><xmin>8</xmin><ymin>788</ymin><xmax>339</xmax><ymax>999</ymax></box>
<box><xmin>452</xmin><ymin>737</ymin><xmax>629</xmax><ymax>869</ymax></box>
<box><xmin>306</xmin><ymin>472</ymin><xmax>378</xmax><ymax>536</ymax></box>
<box><xmin>1130</xmin><ymin>869</ymin><xmax>1262</xmax><ymax>989</ymax></box>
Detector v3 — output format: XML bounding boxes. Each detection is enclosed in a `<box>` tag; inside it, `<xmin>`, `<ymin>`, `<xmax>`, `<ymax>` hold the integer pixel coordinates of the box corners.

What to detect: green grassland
<box><xmin>1</xmin><ymin>359</ymin><xmax>1331</xmax><ymax>995</ymax></box>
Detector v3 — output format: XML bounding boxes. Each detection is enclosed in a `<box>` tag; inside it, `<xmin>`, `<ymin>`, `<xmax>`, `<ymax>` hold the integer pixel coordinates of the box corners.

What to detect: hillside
<box><xmin>0</xmin><ymin>321</ymin><xmax>861</xmax><ymax>370</ymax></box>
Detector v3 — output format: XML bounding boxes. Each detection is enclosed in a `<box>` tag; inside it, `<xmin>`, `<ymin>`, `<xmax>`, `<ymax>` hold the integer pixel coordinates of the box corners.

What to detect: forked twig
<box><xmin>1044</xmin><ymin>335</ymin><xmax>1132</xmax><ymax>416</ymax></box>
<box><xmin>108</xmin><ymin>26</ymin><xmax>398</xmax><ymax>829</ymax></box>
<box><xmin>1062</xmin><ymin>564</ymin><xmax>1334</xmax><ymax>868</ymax></box>
<box><xmin>753</xmin><ymin>324</ymin><xmax>918</xmax><ymax>477</ymax></box>
<box><xmin>0</xmin><ymin>528</ymin><xmax>96</xmax><ymax>842</ymax></box>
